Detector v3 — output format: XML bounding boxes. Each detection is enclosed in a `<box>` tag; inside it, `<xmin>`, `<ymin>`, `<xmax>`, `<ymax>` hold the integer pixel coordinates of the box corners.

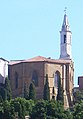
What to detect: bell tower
<box><xmin>60</xmin><ymin>10</ymin><xmax>72</xmax><ymax>59</ymax></box>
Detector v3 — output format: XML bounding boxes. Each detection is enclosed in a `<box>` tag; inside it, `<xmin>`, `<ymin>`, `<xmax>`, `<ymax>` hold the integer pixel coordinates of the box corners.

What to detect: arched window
<box><xmin>54</xmin><ymin>71</ymin><xmax>60</xmax><ymax>88</ymax></box>
<box><xmin>15</xmin><ymin>72</ymin><xmax>18</xmax><ymax>89</ymax></box>
<box><xmin>32</xmin><ymin>70</ymin><xmax>38</xmax><ymax>87</ymax></box>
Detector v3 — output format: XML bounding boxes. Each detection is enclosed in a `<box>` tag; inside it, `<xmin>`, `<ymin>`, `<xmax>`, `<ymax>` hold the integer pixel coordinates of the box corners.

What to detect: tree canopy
<box><xmin>73</xmin><ymin>100</ymin><xmax>83</xmax><ymax>119</ymax></box>
<box><xmin>0</xmin><ymin>97</ymin><xmax>82</xmax><ymax>119</ymax></box>
<box><xmin>73</xmin><ymin>90</ymin><xmax>83</xmax><ymax>104</ymax></box>
<box><xmin>0</xmin><ymin>77</ymin><xmax>12</xmax><ymax>101</ymax></box>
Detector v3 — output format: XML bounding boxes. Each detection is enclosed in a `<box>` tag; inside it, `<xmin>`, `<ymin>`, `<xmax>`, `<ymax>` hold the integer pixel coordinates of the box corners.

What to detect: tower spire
<box><xmin>62</xmin><ymin>10</ymin><xmax>70</xmax><ymax>31</ymax></box>
<box><xmin>60</xmin><ymin>11</ymin><xmax>72</xmax><ymax>59</ymax></box>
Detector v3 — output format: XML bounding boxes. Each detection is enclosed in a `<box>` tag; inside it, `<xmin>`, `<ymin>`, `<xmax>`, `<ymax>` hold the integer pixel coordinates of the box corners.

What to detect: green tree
<box><xmin>5</xmin><ymin>77</ymin><xmax>12</xmax><ymax>100</ymax></box>
<box><xmin>46</xmin><ymin>100</ymin><xmax>57</xmax><ymax>118</ymax></box>
<box><xmin>25</xmin><ymin>99</ymin><xmax>35</xmax><ymax>116</ymax></box>
<box><xmin>73</xmin><ymin>100</ymin><xmax>83</xmax><ymax>119</ymax></box>
<box><xmin>0</xmin><ymin>95</ymin><xmax>3</xmax><ymax>102</ymax></box>
<box><xmin>46</xmin><ymin>100</ymin><xmax>67</xmax><ymax>119</ymax></box>
<box><xmin>30</xmin><ymin>100</ymin><xmax>72</xmax><ymax>119</ymax></box>
<box><xmin>43</xmin><ymin>74</ymin><xmax>50</xmax><ymax>100</ymax></box>
<box><xmin>13</xmin><ymin>101</ymin><xmax>22</xmax><ymax>118</ymax></box>
<box><xmin>3</xmin><ymin>100</ymin><xmax>15</xmax><ymax>119</ymax></box>
<box><xmin>30</xmin><ymin>100</ymin><xmax>46</xmax><ymax>119</ymax></box>
<box><xmin>24</xmin><ymin>83</ymin><xmax>29</xmax><ymax>100</ymax></box>
<box><xmin>57</xmin><ymin>75</ymin><xmax>64</xmax><ymax>103</ymax></box>
<box><xmin>56</xmin><ymin>101</ymin><xmax>72</xmax><ymax>119</ymax></box>
<box><xmin>73</xmin><ymin>90</ymin><xmax>83</xmax><ymax>104</ymax></box>
<box><xmin>11</xmin><ymin>98</ymin><xmax>26</xmax><ymax>119</ymax></box>
<box><xmin>29</xmin><ymin>83</ymin><xmax>36</xmax><ymax>100</ymax></box>
<box><xmin>0</xmin><ymin>102</ymin><xmax>4</xmax><ymax>119</ymax></box>
<box><xmin>0</xmin><ymin>86</ymin><xmax>7</xmax><ymax>101</ymax></box>
<box><xmin>64</xmin><ymin>109</ymin><xmax>73</xmax><ymax>119</ymax></box>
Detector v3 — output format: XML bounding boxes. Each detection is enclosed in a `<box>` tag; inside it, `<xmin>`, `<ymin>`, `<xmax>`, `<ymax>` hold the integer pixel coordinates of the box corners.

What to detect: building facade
<box><xmin>9</xmin><ymin>13</ymin><xmax>74</xmax><ymax>109</ymax></box>
<box><xmin>78</xmin><ymin>76</ymin><xmax>83</xmax><ymax>90</ymax></box>
<box><xmin>0</xmin><ymin>58</ymin><xmax>9</xmax><ymax>84</ymax></box>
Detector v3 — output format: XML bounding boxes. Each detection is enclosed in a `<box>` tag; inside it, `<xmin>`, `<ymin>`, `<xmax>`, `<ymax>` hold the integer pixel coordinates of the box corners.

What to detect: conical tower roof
<box><xmin>61</xmin><ymin>14</ymin><xmax>70</xmax><ymax>31</ymax></box>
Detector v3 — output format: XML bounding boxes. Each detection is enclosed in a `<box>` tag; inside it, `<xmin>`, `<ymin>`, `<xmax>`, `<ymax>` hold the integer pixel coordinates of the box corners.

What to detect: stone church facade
<box><xmin>9</xmin><ymin>13</ymin><xmax>74</xmax><ymax>109</ymax></box>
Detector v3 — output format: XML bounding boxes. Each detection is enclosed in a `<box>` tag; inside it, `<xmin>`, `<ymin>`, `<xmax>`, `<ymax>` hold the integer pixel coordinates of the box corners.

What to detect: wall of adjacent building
<box><xmin>78</xmin><ymin>76</ymin><xmax>83</xmax><ymax>90</ymax></box>
<box><xmin>0</xmin><ymin>58</ymin><xmax>8</xmax><ymax>84</ymax></box>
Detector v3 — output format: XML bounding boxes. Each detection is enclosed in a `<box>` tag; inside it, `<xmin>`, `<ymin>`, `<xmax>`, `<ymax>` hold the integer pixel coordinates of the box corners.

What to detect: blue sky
<box><xmin>0</xmin><ymin>0</ymin><xmax>83</xmax><ymax>86</ymax></box>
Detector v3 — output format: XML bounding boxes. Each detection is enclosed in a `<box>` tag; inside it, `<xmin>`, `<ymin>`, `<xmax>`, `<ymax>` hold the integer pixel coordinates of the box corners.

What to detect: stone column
<box><xmin>63</xmin><ymin>64</ymin><xmax>69</xmax><ymax>109</ymax></box>
<box><xmin>63</xmin><ymin>65</ymin><xmax>66</xmax><ymax>91</ymax></box>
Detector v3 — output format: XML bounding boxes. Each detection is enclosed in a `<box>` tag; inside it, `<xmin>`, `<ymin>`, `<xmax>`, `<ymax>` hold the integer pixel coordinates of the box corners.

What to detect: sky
<box><xmin>0</xmin><ymin>0</ymin><xmax>83</xmax><ymax>86</ymax></box>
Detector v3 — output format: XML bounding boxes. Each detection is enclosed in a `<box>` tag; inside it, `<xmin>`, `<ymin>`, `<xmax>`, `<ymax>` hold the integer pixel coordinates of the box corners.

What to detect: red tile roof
<box><xmin>24</xmin><ymin>56</ymin><xmax>70</xmax><ymax>63</ymax></box>
<box><xmin>9</xmin><ymin>56</ymin><xmax>72</xmax><ymax>65</ymax></box>
<box><xmin>9</xmin><ymin>60</ymin><xmax>23</xmax><ymax>65</ymax></box>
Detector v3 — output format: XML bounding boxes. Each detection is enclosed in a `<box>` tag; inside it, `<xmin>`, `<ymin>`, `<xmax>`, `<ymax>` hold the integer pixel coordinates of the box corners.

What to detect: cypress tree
<box><xmin>29</xmin><ymin>83</ymin><xmax>36</xmax><ymax>100</ymax></box>
<box><xmin>24</xmin><ymin>83</ymin><xmax>28</xmax><ymax>100</ymax></box>
<box><xmin>43</xmin><ymin>74</ymin><xmax>50</xmax><ymax>100</ymax></box>
<box><xmin>57</xmin><ymin>75</ymin><xmax>64</xmax><ymax>103</ymax></box>
<box><xmin>0</xmin><ymin>86</ymin><xmax>7</xmax><ymax>101</ymax></box>
<box><xmin>5</xmin><ymin>77</ymin><xmax>12</xmax><ymax>100</ymax></box>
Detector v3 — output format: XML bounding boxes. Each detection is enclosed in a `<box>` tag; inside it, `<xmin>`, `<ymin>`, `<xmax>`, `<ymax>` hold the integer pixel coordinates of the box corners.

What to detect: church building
<box><xmin>9</xmin><ymin>13</ymin><xmax>74</xmax><ymax>109</ymax></box>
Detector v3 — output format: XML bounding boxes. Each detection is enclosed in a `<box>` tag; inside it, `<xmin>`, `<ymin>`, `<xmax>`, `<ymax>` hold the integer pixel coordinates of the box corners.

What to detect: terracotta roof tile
<box><xmin>24</xmin><ymin>56</ymin><xmax>49</xmax><ymax>62</ymax></box>
<box><xmin>23</xmin><ymin>56</ymin><xmax>71</xmax><ymax>64</ymax></box>
<box><xmin>9</xmin><ymin>60</ymin><xmax>23</xmax><ymax>65</ymax></box>
<box><xmin>9</xmin><ymin>56</ymin><xmax>72</xmax><ymax>65</ymax></box>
